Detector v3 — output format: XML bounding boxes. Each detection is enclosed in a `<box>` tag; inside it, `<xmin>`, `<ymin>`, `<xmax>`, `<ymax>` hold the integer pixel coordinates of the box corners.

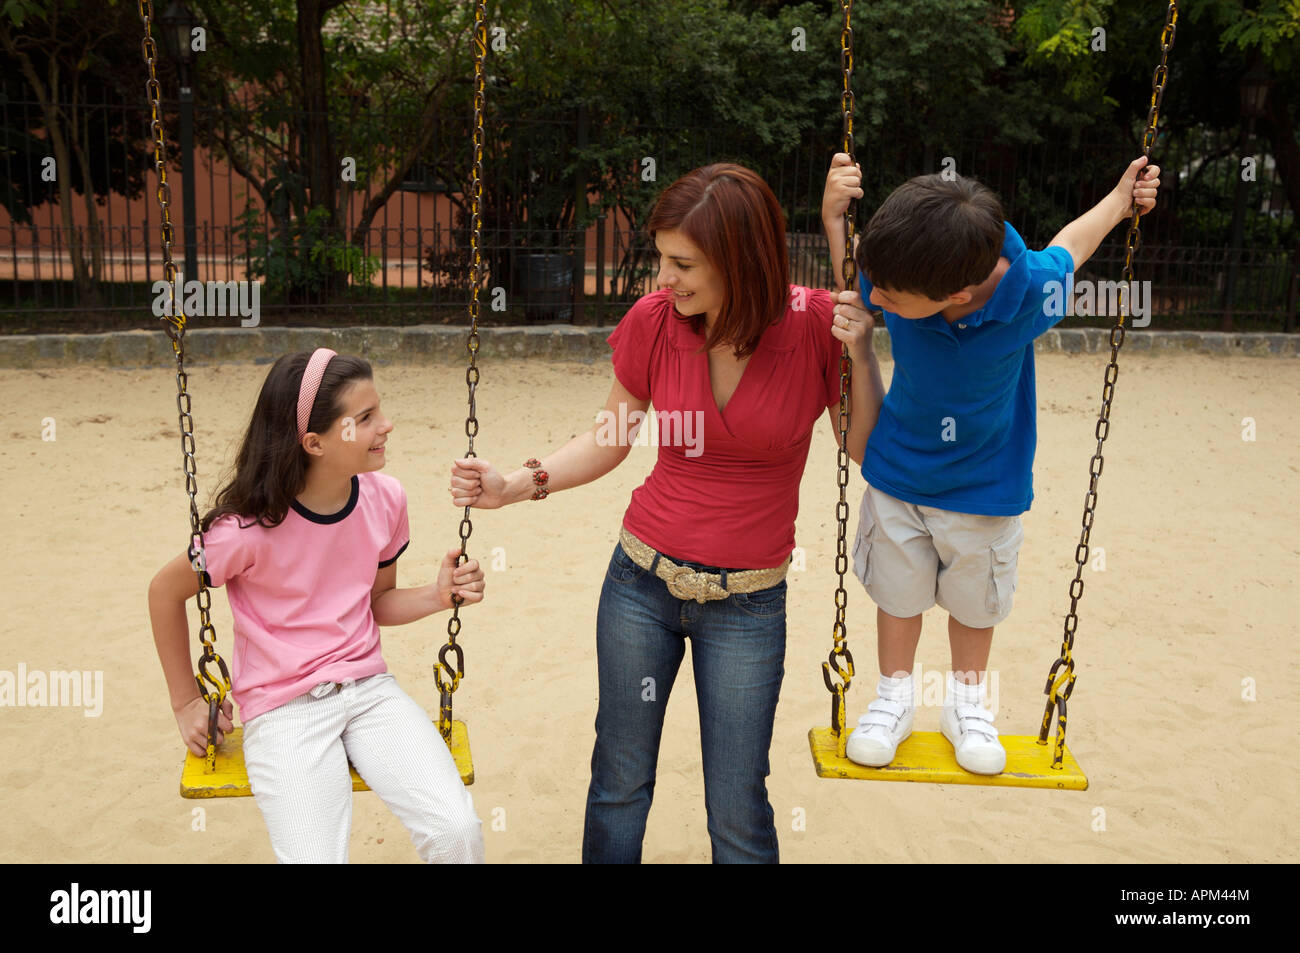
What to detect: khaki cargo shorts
<box><xmin>851</xmin><ymin>483</ymin><xmax>1024</xmax><ymax>629</ymax></box>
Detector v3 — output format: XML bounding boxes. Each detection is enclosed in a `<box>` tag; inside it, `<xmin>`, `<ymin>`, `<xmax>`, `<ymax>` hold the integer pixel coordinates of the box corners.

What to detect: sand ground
<box><xmin>1</xmin><ymin>349</ymin><xmax>1296</xmax><ymax>863</ymax></box>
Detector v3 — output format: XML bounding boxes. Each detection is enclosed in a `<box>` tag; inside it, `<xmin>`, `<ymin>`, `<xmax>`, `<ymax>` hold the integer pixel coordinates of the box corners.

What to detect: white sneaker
<box><xmin>846</xmin><ymin>697</ymin><xmax>914</xmax><ymax>767</ymax></box>
<box><xmin>940</xmin><ymin>703</ymin><xmax>1006</xmax><ymax>775</ymax></box>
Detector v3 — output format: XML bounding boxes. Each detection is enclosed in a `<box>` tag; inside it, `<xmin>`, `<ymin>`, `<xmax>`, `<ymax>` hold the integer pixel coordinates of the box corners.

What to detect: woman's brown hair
<box><xmin>647</xmin><ymin>163</ymin><xmax>790</xmax><ymax>357</ymax></box>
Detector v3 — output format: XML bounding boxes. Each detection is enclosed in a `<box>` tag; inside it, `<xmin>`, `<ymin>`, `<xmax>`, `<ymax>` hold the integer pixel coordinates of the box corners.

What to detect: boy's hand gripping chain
<box><xmin>1040</xmin><ymin>1</ymin><xmax>1178</xmax><ymax>768</ymax></box>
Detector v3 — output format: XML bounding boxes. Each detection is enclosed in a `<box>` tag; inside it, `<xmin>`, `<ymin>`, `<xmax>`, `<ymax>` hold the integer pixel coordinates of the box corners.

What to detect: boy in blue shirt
<box><xmin>822</xmin><ymin>154</ymin><xmax>1160</xmax><ymax>774</ymax></box>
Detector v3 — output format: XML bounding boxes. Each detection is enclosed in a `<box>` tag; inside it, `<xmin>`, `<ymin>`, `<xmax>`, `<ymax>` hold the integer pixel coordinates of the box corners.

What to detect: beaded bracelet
<box><xmin>524</xmin><ymin>457</ymin><xmax>549</xmax><ymax>500</ymax></box>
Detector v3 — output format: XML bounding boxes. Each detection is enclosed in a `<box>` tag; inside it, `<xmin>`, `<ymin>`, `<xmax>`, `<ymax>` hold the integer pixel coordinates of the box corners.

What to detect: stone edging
<box><xmin>0</xmin><ymin>325</ymin><xmax>1294</xmax><ymax>368</ymax></box>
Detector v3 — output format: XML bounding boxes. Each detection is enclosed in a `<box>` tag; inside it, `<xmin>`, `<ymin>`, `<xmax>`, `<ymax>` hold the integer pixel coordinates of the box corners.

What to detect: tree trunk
<box><xmin>70</xmin><ymin>89</ymin><xmax>106</xmax><ymax>291</ymax></box>
<box><xmin>10</xmin><ymin>46</ymin><xmax>96</xmax><ymax>303</ymax></box>
<box><xmin>348</xmin><ymin>84</ymin><xmax>449</xmax><ymax>254</ymax></box>
<box><xmin>1264</xmin><ymin>82</ymin><xmax>1300</xmax><ymax>227</ymax></box>
<box><xmin>296</xmin><ymin>0</ymin><xmax>345</xmax><ymax>297</ymax></box>
<box><xmin>1263</xmin><ymin>74</ymin><xmax>1300</xmax><ymax>335</ymax></box>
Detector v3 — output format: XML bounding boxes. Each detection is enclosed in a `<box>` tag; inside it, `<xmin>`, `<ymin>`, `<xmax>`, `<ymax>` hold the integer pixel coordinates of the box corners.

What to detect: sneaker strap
<box><xmin>955</xmin><ymin>704</ymin><xmax>1000</xmax><ymax>740</ymax></box>
<box><xmin>858</xmin><ymin>697</ymin><xmax>908</xmax><ymax>730</ymax></box>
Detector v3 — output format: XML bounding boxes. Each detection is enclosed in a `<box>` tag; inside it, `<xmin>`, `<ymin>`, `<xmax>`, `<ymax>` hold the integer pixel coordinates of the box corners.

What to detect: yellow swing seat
<box><xmin>181</xmin><ymin>721</ymin><xmax>474</xmax><ymax>798</ymax></box>
<box><xmin>808</xmin><ymin>727</ymin><xmax>1087</xmax><ymax>790</ymax></box>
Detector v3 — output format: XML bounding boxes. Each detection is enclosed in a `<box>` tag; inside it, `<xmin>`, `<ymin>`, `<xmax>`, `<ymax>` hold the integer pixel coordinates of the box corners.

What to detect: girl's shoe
<box><xmin>845</xmin><ymin>697</ymin><xmax>914</xmax><ymax>767</ymax></box>
<box><xmin>940</xmin><ymin>703</ymin><xmax>1006</xmax><ymax>775</ymax></box>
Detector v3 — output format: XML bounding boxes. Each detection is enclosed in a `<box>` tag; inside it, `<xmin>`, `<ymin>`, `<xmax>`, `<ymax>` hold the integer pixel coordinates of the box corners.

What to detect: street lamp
<box><xmin>1222</xmin><ymin>58</ymin><xmax>1271</xmax><ymax>330</ymax></box>
<box><xmin>160</xmin><ymin>2</ymin><xmax>199</xmax><ymax>287</ymax></box>
<box><xmin>1239</xmin><ymin>60</ymin><xmax>1270</xmax><ymax>120</ymax></box>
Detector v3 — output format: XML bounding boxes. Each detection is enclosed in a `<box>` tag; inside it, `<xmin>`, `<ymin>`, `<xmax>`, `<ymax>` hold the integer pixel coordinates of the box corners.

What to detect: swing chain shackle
<box><xmin>438</xmin><ymin>0</ymin><xmax>488</xmax><ymax>745</ymax></box>
<box><xmin>142</xmin><ymin>0</ymin><xmax>229</xmax><ymax>771</ymax></box>
<box><xmin>821</xmin><ymin>0</ymin><xmax>857</xmax><ymax>759</ymax></box>
<box><xmin>1039</xmin><ymin>0</ymin><xmax>1178</xmax><ymax>768</ymax></box>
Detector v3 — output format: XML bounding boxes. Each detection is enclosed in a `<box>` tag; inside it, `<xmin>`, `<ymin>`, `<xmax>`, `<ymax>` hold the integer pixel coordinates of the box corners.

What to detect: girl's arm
<box><xmin>148</xmin><ymin>552</ymin><xmax>234</xmax><ymax>756</ymax></box>
<box><xmin>371</xmin><ymin>550</ymin><xmax>485</xmax><ymax>627</ymax></box>
<box><xmin>450</xmin><ymin>376</ymin><xmax>650</xmax><ymax>509</ymax></box>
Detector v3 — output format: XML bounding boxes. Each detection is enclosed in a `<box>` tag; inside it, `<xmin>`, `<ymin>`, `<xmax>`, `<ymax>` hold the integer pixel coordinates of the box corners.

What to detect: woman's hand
<box><xmin>450</xmin><ymin>457</ymin><xmax>509</xmax><ymax>509</ymax></box>
<box><xmin>434</xmin><ymin>547</ymin><xmax>485</xmax><ymax>610</ymax></box>
<box><xmin>175</xmin><ymin>695</ymin><xmax>234</xmax><ymax>759</ymax></box>
<box><xmin>822</xmin><ymin>152</ymin><xmax>863</xmax><ymax>225</ymax></box>
<box><xmin>830</xmin><ymin>290</ymin><xmax>875</xmax><ymax>363</ymax></box>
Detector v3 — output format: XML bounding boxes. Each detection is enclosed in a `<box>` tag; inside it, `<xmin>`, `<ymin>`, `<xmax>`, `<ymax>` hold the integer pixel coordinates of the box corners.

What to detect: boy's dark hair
<box><xmin>857</xmin><ymin>174</ymin><xmax>1005</xmax><ymax>300</ymax></box>
<box><xmin>201</xmin><ymin>350</ymin><xmax>373</xmax><ymax>531</ymax></box>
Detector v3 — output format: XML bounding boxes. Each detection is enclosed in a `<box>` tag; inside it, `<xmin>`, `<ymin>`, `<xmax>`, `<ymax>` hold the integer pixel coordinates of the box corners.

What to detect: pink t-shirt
<box><xmin>197</xmin><ymin>471</ymin><xmax>410</xmax><ymax>723</ymax></box>
<box><xmin>607</xmin><ymin>286</ymin><xmax>842</xmax><ymax>568</ymax></box>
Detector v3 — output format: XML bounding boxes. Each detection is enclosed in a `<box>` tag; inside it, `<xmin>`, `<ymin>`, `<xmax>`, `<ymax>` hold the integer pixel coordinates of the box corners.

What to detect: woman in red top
<box><xmin>450</xmin><ymin>163</ymin><xmax>883</xmax><ymax>863</ymax></box>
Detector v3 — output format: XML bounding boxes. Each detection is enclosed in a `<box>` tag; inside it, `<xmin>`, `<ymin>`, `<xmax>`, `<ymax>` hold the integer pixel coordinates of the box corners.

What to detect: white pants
<box><xmin>242</xmin><ymin>672</ymin><xmax>485</xmax><ymax>864</ymax></box>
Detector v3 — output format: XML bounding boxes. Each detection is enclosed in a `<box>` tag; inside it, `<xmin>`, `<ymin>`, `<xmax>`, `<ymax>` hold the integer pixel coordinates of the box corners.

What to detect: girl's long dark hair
<box><xmin>200</xmin><ymin>351</ymin><xmax>373</xmax><ymax>531</ymax></box>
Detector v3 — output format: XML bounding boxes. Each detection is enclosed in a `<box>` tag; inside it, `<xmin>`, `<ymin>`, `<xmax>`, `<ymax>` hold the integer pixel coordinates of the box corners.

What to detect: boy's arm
<box><xmin>834</xmin><ymin>336</ymin><xmax>885</xmax><ymax>465</ymax></box>
<box><xmin>826</xmin><ymin>291</ymin><xmax>884</xmax><ymax>465</ymax></box>
<box><xmin>822</xmin><ymin>152</ymin><xmax>863</xmax><ymax>293</ymax></box>
<box><xmin>1048</xmin><ymin>157</ymin><xmax>1160</xmax><ymax>272</ymax></box>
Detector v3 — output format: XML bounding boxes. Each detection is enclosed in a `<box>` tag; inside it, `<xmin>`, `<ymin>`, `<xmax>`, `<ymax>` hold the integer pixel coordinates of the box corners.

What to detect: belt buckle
<box><xmin>309</xmin><ymin>681</ymin><xmax>338</xmax><ymax>699</ymax></box>
<box><xmin>665</xmin><ymin>565</ymin><xmax>725</xmax><ymax>603</ymax></box>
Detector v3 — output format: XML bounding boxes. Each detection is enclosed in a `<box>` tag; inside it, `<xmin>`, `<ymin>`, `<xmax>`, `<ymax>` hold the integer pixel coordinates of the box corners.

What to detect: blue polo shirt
<box><xmin>859</xmin><ymin>222</ymin><xmax>1074</xmax><ymax>516</ymax></box>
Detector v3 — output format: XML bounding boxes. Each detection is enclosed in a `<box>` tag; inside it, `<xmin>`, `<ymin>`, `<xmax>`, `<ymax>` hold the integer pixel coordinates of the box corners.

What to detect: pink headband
<box><xmin>297</xmin><ymin>347</ymin><xmax>337</xmax><ymax>439</ymax></box>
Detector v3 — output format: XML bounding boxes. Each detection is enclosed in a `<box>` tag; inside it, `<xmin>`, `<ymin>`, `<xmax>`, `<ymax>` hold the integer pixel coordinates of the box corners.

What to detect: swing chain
<box><xmin>1039</xmin><ymin>0</ymin><xmax>1178</xmax><ymax>767</ymax></box>
<box><xmin>437</xmin><ymin>0</ymin><xmax>488</xmax><ymax>744</ymax></box>
<box><xmin>822</xmin><ymin>0</ymin><xmax>856</xmax><ymax>757</ymax></box>
<box><xmin>141</xmin><ymin>0</ymin><xmax>230</xmax><ymax>771</ymax></box>
<box><xmin>138</xmin><ymin>0</ymin><xmax>181</xmax><ymax>341</ymax></box>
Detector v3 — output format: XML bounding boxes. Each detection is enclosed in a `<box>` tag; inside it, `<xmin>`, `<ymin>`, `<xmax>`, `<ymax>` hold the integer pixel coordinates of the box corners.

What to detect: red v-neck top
<box><xmin>607</xmin><ymin>285</ymin><xmax>843</xmax><ymax>568</ymax></box>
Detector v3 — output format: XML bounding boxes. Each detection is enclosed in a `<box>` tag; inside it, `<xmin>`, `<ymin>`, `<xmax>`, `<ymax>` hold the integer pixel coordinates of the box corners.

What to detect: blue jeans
<box><xmin>582</xmin><ymin>541</ymin><xmax>787</xmax><ymax>864</ymax></box>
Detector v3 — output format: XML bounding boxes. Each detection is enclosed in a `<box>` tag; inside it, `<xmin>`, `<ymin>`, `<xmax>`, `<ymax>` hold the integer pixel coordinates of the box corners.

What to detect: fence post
<box><xmin>180</xmin><ymin>82</ymin><xmax>199</xmax><ymax>286</ymax></box>
<box><xmin>1286</xmin><ymin>241</ymin><xmax>1298</xmax><ymax>334</ymax></box>
<box><xmin>595</xmin><ymin>213</ymin><xmax>607</xmax><ymax>327</ymax></box>
<box><xmin>572</xmin><ymin>104</ymin><xmax>589</xmax><ymax>324</ymax></box>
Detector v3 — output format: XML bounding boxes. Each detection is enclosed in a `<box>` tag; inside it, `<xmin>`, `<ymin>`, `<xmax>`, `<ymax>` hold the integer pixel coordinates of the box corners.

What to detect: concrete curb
<box><xmin>0</xmin><ymin>325</ymin><xmax>1294</xmax><ymax>368</ymax></box>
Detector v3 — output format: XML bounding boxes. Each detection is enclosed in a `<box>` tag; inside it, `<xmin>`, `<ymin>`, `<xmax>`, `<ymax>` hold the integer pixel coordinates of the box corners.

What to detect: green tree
<box><xmin>1017</xmin><ymin>0</ymin><xmax>1299</xmax><ymax>230</ymax></box>
<box><xmin>1</xmin><ymin>0</ymin><xmax>156</xmax><ymax>303</ymax></box>
<box><xmin>192</xmin><ymin>0</ymin><xmax>484</xmax><ymax>301</ymax></box>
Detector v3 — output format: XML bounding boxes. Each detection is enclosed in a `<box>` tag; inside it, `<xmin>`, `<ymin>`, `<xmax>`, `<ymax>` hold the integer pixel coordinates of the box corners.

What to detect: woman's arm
<box><xmin>148</xmin><ymin>551</ymin><xmax>233</xmax><ymax>756</ymax></box>
<box><xmin>450</xmin><ymin>376</ymin><xmax>651</xmax><ymax>509</ymax></box>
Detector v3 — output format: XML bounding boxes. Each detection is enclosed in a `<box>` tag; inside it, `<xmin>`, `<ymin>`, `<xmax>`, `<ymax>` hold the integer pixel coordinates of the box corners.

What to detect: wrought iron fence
<box><xmin>2</xmin><ymin>94</ymin><xmax>1295</xmax><ymax>332</ymax></box>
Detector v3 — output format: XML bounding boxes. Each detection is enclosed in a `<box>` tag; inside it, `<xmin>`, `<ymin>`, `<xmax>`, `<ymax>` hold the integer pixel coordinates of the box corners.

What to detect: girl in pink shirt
<box><xmin>149</xmin><ymin>349</ymin><xmax>486</xmax><ymax>863</ymax></box>
<box><xmin>450</xmin><ymin>163</ymin><xmax>886</xmax><ymax>863</ymax></box>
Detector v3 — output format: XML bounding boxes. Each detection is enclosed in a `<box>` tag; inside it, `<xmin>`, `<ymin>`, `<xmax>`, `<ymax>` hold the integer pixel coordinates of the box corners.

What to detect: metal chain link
<box><xmin>140</xmin><ymin>0</ymin><xmax>230</xmax><ymax>771</ymax></box>
<box><xmin>436</xmin><ymin>0</ymin><xmax>487</xmax><ymax>744</ymax></box>
<box><xmin>1039</xmin><ymin>0</ymin><xmax>1178</xmax><ymax>768</ymax></box>
<box><xmin>822</xmin><ymin>0</ymin><xmax>856</xmax><ymax>758</ymax></box>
